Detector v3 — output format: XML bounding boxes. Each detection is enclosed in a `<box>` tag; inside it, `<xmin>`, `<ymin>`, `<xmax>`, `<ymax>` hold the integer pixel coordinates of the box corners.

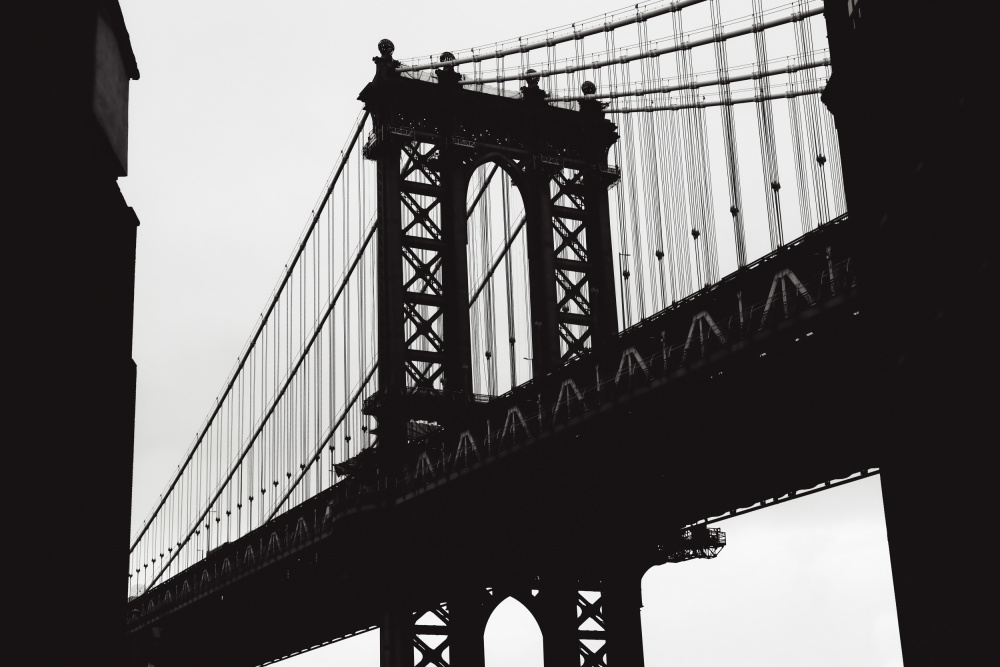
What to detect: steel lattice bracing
<box><xmin>549</xmin><ymin>165</ymin><xmax>620</xmax><ymax>362</ymax></box>
<box><xmin>381</xmin><ymin>574</ymin><xmax>646</xmax><ymax>667</ymax></box>
<box><xmin>396</xmin><ymin>139</ymin><xmax>450</xmax><ymax>389</ymax></box>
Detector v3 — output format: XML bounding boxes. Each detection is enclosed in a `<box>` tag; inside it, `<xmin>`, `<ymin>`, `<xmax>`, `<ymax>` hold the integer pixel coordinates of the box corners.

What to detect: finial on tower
<box><xmin>578</xmin><ymin>80</ymin><xmax>608</xmax><ymax>115</ymax></box>
<box><xmin>372</xmin><ymin>39</ymin><xmax>400</xmax><ymax>78</ymax></box>
<box><xmin>520</xmin><ymin>69</ymin><xmax>548</xmax><ymax>103</ymax></box>
<box><xmin>435</xmin><ymin>51</ymin><xmax>461</xmax><ymax>86</ymax></box>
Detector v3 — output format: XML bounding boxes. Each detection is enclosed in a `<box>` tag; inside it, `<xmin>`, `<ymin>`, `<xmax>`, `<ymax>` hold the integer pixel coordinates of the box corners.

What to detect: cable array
<box><xmin>129</xmin><ymin>0</ymin><xmax>847</xmax><ymax>599</ymax></box>
<box><xmin>129</xmin><ymin>113</ymin><xmax>381</xmax><ymax>595</ymax></box>
<box><xmin>397</xmin><ymin>0</ymin><xmax>842</xmax><ymax>323</ymax></box>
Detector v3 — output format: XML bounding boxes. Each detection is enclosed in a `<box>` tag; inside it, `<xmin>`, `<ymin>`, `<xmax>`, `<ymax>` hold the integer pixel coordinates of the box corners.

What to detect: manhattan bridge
<box><xmin>125</xmin><ymin>1</ymin><xmax>993</xmax><ymax>665</ymax></box>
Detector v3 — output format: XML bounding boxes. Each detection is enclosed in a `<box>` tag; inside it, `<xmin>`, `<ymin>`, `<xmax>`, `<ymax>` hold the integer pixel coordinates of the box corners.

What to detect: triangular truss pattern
<box><xmin>577</xmin><ymin>589</ymin><xmax>609</xmax><ymax>667</ymax></box>
<box><xmin>413</xmin><ymin>602</ymin><xmax>451</xmax><ymax>667</ymax></box>
<box><xmin>551</xmin><ymin>168</ymin><xmax>597</xmax><ymax>363</ymax></box>
<box><xmin>381</xmin><ymin>576</ymin><xmax>648</xmax><ymax>666</ymax></box>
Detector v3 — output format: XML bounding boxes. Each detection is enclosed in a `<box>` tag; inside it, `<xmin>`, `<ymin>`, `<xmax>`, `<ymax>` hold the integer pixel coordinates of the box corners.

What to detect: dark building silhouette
<box><xmin>9</xmin><ymin>1</ymin><xmax>138</xmax><ymax>664</ymax></box>
<box><xmin>823</xmin><ymin>2</ymin><xmax>994</xmax><ymax>665</ymax></box>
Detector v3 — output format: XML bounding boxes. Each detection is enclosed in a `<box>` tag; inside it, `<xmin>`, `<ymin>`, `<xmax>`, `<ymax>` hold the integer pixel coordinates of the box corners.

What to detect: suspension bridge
<box><xmin>121</xmin><ymin>1</ymin><xmax>993</xmax><ymax>665</ymax></box>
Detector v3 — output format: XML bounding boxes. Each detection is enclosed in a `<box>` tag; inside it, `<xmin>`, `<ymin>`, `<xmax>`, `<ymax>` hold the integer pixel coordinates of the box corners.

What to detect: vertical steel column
<box><xmin>373</xmin><ymin>130</ymin><xmax>410</xmax><ymax>463</ymax></box>
<box><xmin>602</xmin><ymin>572</ymin><xmax>645</xmax><ymax>667</ymax></box>
<box><xmin>449</xmin><ymin>593</ymin><xmax>487</xmax><ymax>667</ymax></box>
<box><xmin>381</xmin><ymin>595</ymin><xmax>488</xmax><ymax>667</ymax></box>
<box><xmin>583</xmin><ymin>166</ymin><xmax>621</xmax><ymax>351</ymax></box>
<box><xmin>373</xmin><ymin>128</ymin><xmax>406</xmax><ymax>468</ymax></box>
<box><xmin>527</xmin><ymin>163</ymin><xmax>619</xmax><ymax>374</ymax></box>
<box><xmin>524</xmin><ymin>165</ymin><xmax>562</xmax><ymax>377</ymax></box>
<box><xmin>538</xmin><ymin>576</ymin><xmax>580</xmax><ymax>667</ymax></box>
<box><xmin>535</xmin><ymin>573</ymin><xmax>644</xmax><ymax>667</ymax></box>
<box><xmin>375</xmin><ymin>134</ymin><xmax>406</xmax><ymax>396</ymax></box>
<box><xmin>576</xmin><ymin>96</ymin><xmax>621</xmax><ymax>363</ymax></box>
<box><xmin>380</xmin><ymin>602</ymin><xmax>413</xmax><ymax>667</ymax></box>
<box><xmin>440</xmin><ymin>148</ymin><xmax>474</xmax><ymax>394</ymax></box>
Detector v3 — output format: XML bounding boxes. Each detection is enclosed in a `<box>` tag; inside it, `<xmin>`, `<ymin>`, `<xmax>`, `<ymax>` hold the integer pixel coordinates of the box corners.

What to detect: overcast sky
<box><xmin>117</xmin><ymin>1</ymin><xmax>903</xmax><ymax>664</ymax></box>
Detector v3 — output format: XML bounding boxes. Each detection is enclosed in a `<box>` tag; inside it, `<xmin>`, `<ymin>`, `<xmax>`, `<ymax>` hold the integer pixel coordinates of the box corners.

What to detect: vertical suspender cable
<box><xmin>787</xmin><ymin>55</ymin><xmax>814</xmax><ymax>235</ymax></box>
<box><xmin>650</xmin><ymin>52</ymin><xmax>677</xmax><ymax>304</ymax></box>
<box><xmin>502</xmin><ymin>171</ymin><xmax>518</xmax><ymax>389</ymax></box>
<box><xmin>605</xmin><ymin>28</ymin><xmax>631</xmax><ymax>327</ymax></box>
<box><xmin>637</xmin><ymin>17</ymin><xmax>669</xmax><ymax>312</ymax></box>
<box><xmin>794</xmin><ymin>4</ymin><xmax>829</xmax><ymax>225</ymax></box>
<box><xmin>753</xmin><ymin>0</ymin><xmax>784</xmax><ymax>250</ymax></box>
<box><xmin>712</xmin><ymin>0</ymin><xmax>747</xmax><ymax>269</ymax></box>
<box><xmin>693</xmin><ymin>79</ymin><xmax>719</xmax><ymax>284</ymax></box>
<box><xmin>821</xmin><ymin>88</ymin><xmax>847</xmax><ymax>216</ymax></box>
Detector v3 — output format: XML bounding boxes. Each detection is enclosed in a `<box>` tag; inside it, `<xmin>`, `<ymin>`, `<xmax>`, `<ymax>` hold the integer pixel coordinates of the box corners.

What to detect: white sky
<box><xmin>118</xmin><ymin>1</ymin><xmax>902</xmax><ymax>664</ymax></box>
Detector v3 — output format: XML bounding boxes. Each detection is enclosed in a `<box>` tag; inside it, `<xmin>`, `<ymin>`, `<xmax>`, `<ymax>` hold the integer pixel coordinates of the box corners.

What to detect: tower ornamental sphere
<box><xmin>378</xmin><ymin>39</ymin><xmax>395</xmax><ymax>56</ymax></box>
<box><xmin>581</xmin><ymin>80</ymin><xmax>597</xmax><ymax>95</ymax></box>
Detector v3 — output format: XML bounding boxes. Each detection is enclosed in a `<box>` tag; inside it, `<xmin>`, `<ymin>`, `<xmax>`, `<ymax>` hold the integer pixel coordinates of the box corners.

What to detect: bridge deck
<box><xmin>127</xmin><ymin>216</ymin><xmax>882</xmax><ymax>667</ymax></box>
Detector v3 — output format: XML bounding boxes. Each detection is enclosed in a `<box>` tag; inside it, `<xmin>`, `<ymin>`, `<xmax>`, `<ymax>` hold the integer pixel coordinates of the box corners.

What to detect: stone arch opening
<box><xmin>483</xmin><ymin>596</ymin><xmax>544</xmax><ymax>667</ymax></box>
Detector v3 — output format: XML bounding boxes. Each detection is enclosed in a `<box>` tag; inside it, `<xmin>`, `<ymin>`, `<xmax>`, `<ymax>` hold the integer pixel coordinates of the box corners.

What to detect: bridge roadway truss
<box><xmin>128</xmin><ymin>45</ymin><xmax>874</xmax><ymax>667</ymax></box>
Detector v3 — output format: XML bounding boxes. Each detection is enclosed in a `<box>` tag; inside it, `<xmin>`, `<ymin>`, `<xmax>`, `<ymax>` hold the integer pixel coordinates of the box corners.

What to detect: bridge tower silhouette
<box><xmin>361</xmin><ymin>40</ymin><xmax>620</xmax><ymax>457</ymax></box>
<box><xmin>360</xmin><ymin>40</ymin><xmax>674</xmax><ymax>667</ymax></box>
<box><xmin>124</xmin><ymin>5</ymin><xmax>868</xmax><ymax>662</ymax></box>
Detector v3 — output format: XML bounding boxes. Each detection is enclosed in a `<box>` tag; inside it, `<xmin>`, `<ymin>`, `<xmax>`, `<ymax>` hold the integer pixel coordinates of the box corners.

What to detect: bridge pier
<box><xmin>448</xmin><ymin>594</ymin><xmax>488</xmax><ymax>667</ymax></box>
<box><xmin>380</xmin><ymin>569</ymin><xmax>645</xmax><ymax>667</ymax></box>
<box><xmin>602</xmin><ymin>573</ymin><xmax>646</xmax><ymax>667</ymax></box>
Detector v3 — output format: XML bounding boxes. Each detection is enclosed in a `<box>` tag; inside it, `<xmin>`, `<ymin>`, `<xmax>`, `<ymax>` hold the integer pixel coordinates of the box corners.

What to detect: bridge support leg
<box><xmin>381</xmin><ymin>596</ymin><xmax>487</xmax><ymax>667</ymax></box>
<box><xmin>380</xmin><ymin>602</ymin><xmax>413</xmax><ymax>667</ymax></box>
<box><xmin>602</xmin><ymin>573</ymin><xmax>645</xmax><ymax>667</ymax></box>
<box><xmin>524</xmin><ymin>166</ymin><xmax>561</xmax><ymax>376</ymax></box>
<box><xmin>380</xmin><ymin>573</ymin><xmax>645</xmax><ymax>667</ymax></box>
<box><xmin>448</xmin><ymin>594</ymin><xmax>487</xmax><ymax>667</ymax></box>
<box><xmin>538</xmin><ymin>577</ymin><xmax>579</xmax><ymax>667</ymax></box>
<box><xmin>535</xmin><ymin>573</ymin><xmax>645</xmax><ymax>667</ymax></box>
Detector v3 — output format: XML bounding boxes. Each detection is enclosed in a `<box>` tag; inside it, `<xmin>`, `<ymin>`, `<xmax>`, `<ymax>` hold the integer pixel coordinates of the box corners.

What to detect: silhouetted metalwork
<box><xmin>124</xmin><ymin>1</ymin><xmax>995</xmax><ymax>665</ymax></box>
